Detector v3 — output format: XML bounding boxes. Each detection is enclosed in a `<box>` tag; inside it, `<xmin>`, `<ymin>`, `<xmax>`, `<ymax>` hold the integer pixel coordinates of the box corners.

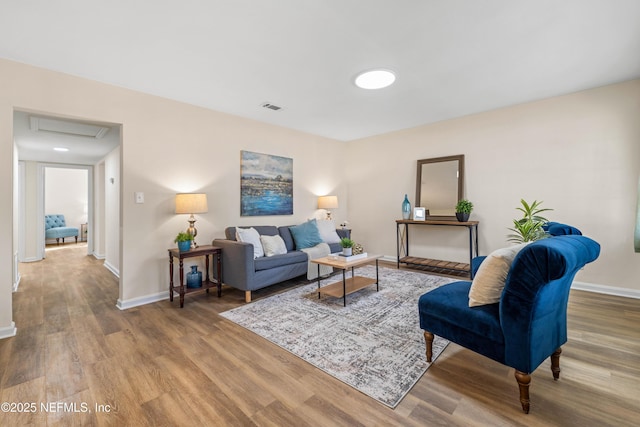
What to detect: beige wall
<box><xmin>347</xmin><ymin>79</ymin><xmax>640</xmax><ymax>291</ymax></box>
<box><xmin>1</xmin><ymin>58</ymin><xmax>638</xmax><ymax>336</ymax></box>
<box><xmin>0</xmin><ymin>58</ymin><xmax>346</xmax><ymax>329</ymax></box>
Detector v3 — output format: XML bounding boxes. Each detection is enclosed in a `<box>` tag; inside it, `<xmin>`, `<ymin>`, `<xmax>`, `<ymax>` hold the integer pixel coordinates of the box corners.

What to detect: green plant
<box><xmin>507</xmin><ymin>199</ymin><xmax>553</xmax><ymax>243</ymax></box>
<box><xmin>174</xmin><ymin>232</ymin><xmax>193</xmax><ymax>243</ymax></box>
<box><xmin>455</xmin><ymin>199</ymin><xmax>474</xmax><ymax>214</ymax></box>
<box><xmin>340</xmin><ymin>237</ymin><xmax>354</xmax><ymax>248</ymax></box>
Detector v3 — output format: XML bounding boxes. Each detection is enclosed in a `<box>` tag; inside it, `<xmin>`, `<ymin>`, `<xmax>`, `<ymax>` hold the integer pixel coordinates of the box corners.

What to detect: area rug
<box><xmin>220</xmin><ymin>265</ymin><xmax>454</xmax><ymax>408</ymax></box>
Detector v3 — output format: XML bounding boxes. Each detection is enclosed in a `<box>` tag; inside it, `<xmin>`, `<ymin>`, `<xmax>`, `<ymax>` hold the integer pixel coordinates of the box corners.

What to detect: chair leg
<box><xmin>56</xmin><ymin>238</ymin><xmax>60</xmax><ymax>245</ymax></box>
<box><xmin>75</xmin><ymin>236</ymin><xmax>78</xmax><ymax>243</ymax></box>
<box><xmin>514</xmin><ymin>370</ymin><xmax>531</xmax><ymax>414</ymax></box>
<box><xmin>551</xmin><ymin>347</ymin><xmax>562</xmax><ymax>380</ymax></box>
<box><xmin>423</xmin><ymin>331</ymin><xmax>434</xmax><ymax>362</ymax></box>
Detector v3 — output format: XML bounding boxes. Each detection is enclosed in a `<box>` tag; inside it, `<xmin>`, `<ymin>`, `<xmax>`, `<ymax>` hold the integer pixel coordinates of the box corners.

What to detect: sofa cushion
<box><xmin>468</xmin><ymin>242</ymin><xmax>529</xmax><ymax>307</ymax></box>
<box><xmin>289</xmin><ymin>219</ymin><xmax>323</xmax><ymax>250</ymax></box>
<box><xmin>254</xmin><ymin>251</ymin><xmax>308</xmax><ymax>271</ymax></box>
<box><xmin>236</xmin><ymin>227</ymin><xmax>264</xmax><ymax>259</ymax></box>
<box><xmin>278</xmin><ymin>226</ymin><xmax>296</xmax><ymax>252</ymax></box>
<box><xmin>260</xmin><ymin>234</ymin><xmax>287</xmax><ymax>257</ymax></box>
<box><xmin>316</xmin><ymin>219</ymin><xmax>341</xmax><ymax>244</ymax></box>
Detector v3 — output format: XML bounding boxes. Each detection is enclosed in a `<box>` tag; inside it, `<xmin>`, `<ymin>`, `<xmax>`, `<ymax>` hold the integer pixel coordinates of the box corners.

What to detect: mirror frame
<box><xmin>415</xmin><ymin>154</ymin><xmax>465</xmax><ymax>219</ymax></box>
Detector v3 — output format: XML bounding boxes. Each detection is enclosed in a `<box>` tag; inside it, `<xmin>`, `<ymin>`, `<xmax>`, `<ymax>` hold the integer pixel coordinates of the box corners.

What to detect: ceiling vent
<box><xmin>261</xmin><ymin>103</ymin><xmax>282</xmax><ymax>111</ymax></box>
<box><xmin>30</xmin><ymin>116</ymin><xmax>110</xmax><ymax>138</ymax></box>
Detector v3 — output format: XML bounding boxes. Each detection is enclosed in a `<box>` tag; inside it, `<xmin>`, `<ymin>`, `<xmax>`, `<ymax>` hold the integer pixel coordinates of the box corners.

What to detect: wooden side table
<box><xmin>168</xmin><ymin>245</ymin><xmax>222</xmax><ymax>308</ymax></box>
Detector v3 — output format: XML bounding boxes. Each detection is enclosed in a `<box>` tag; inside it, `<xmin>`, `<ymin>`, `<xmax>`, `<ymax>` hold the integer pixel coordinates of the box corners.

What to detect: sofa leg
<box><xmin>245</xmin><ymin>291</ymin><xmax>252</xmax><ymax>303</ymax></box>
<box><xmin>514</xmin><ymin>370</ymin><xmax>531</xmax><ymax>414</ymax></box>
<box><xmin>551</xmin><ymin>347</ymin><xmax>562</xmax><ymax>380</ymax></box>
<box><xmin>423</xmin><ymin>331</ymin><xmax>434</xmax><ymax>363</ymax></box>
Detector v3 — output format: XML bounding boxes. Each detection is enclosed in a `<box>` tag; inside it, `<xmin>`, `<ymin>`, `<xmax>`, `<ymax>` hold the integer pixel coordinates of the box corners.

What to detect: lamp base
<box><xmin>187</xmin><ymin>215</ymin><xmax>198</xmax><ymax>248</ymax></box>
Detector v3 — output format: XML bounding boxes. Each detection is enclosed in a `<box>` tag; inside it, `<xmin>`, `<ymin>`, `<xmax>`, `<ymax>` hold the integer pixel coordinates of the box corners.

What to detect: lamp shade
<box><xmin>318</xmin><ymin>195</ymin><xmax>338</xmax><ymax>210</ymax></box>
<box><xmin>175</xmin><ymin>193</ymin><xmax>208</xmax><ymax>214</ymax></box>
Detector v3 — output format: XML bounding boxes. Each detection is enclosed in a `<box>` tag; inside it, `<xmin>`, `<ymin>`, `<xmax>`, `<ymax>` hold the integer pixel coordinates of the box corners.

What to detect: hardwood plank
<box><xmin>1</xmin><ymin>245</ymin><xmax>639</xmax><ymax>426</ymax></box>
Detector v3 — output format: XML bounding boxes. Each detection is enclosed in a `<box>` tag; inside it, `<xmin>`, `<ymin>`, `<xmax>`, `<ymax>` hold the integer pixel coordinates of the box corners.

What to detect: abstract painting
<box><xmin>241</xmin><ymin>150</ymin><xmax>293</xmax><ymax>216</ymax></box>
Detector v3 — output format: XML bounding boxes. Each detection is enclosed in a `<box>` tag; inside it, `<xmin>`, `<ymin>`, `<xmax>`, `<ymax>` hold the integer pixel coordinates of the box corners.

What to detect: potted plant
<box><xmin>507</xmin><ymin>199</ymin><xmax>553</xmax><ymax>243</ymax></box>
<box><xmin>455</xmin><ymin>199</ymin><xmax>474</xmax><ymax>222</ymax></box>
<box><xmin>174</xmin><ymin>232</ymin><xmax>193</xmax><ymax>252</ymax></box>
<box><xmin>340</xmin><ymin>237</ymin><xmax>355</xmax><ymax>256</ymax></box>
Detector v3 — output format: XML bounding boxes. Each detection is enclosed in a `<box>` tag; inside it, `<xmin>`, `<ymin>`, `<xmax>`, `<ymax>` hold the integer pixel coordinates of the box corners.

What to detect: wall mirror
<box><xmin>415</xmin><ymin>154</ymin><xmax>464</xmax><ymax>219</ymax></box>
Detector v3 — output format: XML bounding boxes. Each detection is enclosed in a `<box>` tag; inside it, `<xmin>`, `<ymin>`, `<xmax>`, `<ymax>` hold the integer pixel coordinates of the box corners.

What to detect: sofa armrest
<box><xmin>336</xmin><ymin>228</ymin><xmax>351</xmax><ymax>239</ymax></box>
<box><xmin>212</xmin><ymin>238</ymin><xmax>256</xmax><ymax>291</ymax></box>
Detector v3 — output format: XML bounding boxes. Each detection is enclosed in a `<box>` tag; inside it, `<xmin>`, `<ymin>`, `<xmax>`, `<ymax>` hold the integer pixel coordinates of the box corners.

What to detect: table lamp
<box><xmin>318</xmin><ymin>195</ymin><xmax>338</xmax><ymax>220</ymax></box>
<box><xmin>175</xmin><ymin>193</ymin><xmax>208</xmax><ymax>248</ymax></box>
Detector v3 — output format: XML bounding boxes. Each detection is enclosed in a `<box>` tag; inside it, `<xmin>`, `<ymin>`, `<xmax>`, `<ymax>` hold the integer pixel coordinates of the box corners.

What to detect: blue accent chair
<box><xmin>45</xmin><ymin>214</ymin><xmax>79</xmax><ymax>245</ymax></box>
<box><xmin>418</xmin><ymin>228</ymin><xmax>600</xmax><ymax>413</ymax></box>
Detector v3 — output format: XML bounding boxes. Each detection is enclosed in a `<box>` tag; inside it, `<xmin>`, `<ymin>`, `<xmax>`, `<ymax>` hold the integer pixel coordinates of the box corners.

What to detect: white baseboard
<box><xmin>20</xmin><ymin>257</ymin><xmax>41</xmax><ymax>263</ymax></box>
<box><xmin>572</xmin><ymin>281</ymin><xmax>640</xmax><ymax>299</ymax></box>
<box><xmin>103</xmin><ymin>261</ymin><xmax>119</xmax><ymax>278</ymax></box>
<box><xmin>13</xmin><ymin>272</ymin><xmax>21</xmax><ymax>292</ymax></box>
<box><xmin>0</xmin><ymin>322</ymin><xmax>17</xmax><ymax>340</ymax></box>
<box><xmin>117</xmin><ymin>291</ymin><xmax>168</xmax><ymax>310</ymax></box>
<box><xmin>382</xmin><ymin>254</ymin><xmax>640</xmax><ymax>300</ymax></box>
<box><xmin>93</xmin><ymin>253</ymin><xmax>105</xmax><ymax>260</ymax></box>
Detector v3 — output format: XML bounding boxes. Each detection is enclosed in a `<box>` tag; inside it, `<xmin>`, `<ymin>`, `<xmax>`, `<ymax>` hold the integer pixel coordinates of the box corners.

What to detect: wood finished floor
<box><xmin>1</xmin><ymin>245</ymin><xmax>639</xmax><ymax>426</ymax></box>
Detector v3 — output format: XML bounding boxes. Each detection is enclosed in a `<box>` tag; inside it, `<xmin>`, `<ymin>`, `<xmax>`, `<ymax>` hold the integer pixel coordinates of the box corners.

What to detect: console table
<box><xmin>168</xmin><ymin>245</ymin><xmax>222</xmax><ymax>308</ymax></box>
<box><xmin>396</xmin><ymin>219</ymin><xmax>479</xmax><ymax>278</ymax></box>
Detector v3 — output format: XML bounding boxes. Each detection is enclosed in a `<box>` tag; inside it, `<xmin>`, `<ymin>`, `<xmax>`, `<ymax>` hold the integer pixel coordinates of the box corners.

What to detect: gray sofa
<box><xmin>213</xmin><ymin>225</ymin><xmax>350</xmax><ymax>302</ymax></box>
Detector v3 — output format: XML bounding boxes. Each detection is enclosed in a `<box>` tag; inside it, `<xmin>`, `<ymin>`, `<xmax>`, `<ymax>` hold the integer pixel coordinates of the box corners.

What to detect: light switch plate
<box><xmin>135</xmin><ymin>192</ymin><xmax>144</xmax><ymax>204</ymax></box>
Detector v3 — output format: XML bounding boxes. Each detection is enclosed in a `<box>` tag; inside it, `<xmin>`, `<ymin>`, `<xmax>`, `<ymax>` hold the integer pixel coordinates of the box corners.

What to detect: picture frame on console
<box><xmin>413</xmin><ymin>207</ymin><xmax>426</xmax><ymax>221</ymax></box>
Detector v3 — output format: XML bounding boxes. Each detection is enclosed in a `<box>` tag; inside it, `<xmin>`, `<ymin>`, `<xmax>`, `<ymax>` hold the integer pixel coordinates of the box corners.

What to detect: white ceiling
<box><xmin>2</xmin><ymin>1</ymin><xmax>640</xmax><ymax>142</ymax></box>
<box><xmin>13</xmin><ymin>111</ymin><xmax>120</xmax><ymax>164</ymax></box>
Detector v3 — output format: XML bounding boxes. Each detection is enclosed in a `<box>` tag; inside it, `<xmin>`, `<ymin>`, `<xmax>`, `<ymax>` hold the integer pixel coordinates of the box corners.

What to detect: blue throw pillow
<box><xmin>289</xmin><ymin>219</ymin><xmax>323</xmax><ymax>250</ymax></box>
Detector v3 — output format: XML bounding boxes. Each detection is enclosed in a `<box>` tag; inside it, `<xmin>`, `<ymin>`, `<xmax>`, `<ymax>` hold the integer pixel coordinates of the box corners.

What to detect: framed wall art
<box><xmin>240</xmin><ymin>150</ymin><xmax>293</xmax><ymax>216</ymax></box>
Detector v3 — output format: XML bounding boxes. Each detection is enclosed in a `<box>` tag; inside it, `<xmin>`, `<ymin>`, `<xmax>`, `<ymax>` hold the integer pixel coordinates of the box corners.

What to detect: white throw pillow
<box><xmin>468</xmin><ymin>242</ymin><xmax>529</xmax><ymax>307</ymax></box>
<box><xmin>235</xmin><ymin>227</ymin><xmax>264</xmax><ymax>259</ymax></box>
<box><xmin>260</xmin><ymin>234</ymin><xmax>287</xmax><ymax>257</ymax></box>
<box><xmin>316</xmin><ymin>219</ymin><xmax>341</xmax><ymax>244</ymax></box>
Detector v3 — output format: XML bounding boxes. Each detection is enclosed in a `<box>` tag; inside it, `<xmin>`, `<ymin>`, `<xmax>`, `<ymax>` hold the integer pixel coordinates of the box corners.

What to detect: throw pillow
<box><xmin>260</xmin><ymin>234</ymin><xmax>287</xmax><ymax>257</ymax></box>
<box><xmin>235</xmin><ymin>227</ymin><xmax>264</xmax><ymax>259</ymax></box>
<box><xmin>468</xmin><ymin>242</ymin><xmax>529</xmax><ymax>307</ymax></box>
<box><xmin>315</xmin><ymin>219</ymin><xmax>341</xmax><ymax>244</ymax></box>
<box><xmin>289</xmin><ymin>219</ymin><xmax>323</xmax><ymax>250</ymax></box>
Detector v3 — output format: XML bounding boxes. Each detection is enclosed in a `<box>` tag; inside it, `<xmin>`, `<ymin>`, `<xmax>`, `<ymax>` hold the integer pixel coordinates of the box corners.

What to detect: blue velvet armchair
<box><xmin>45</xmin><ymin>214</ymin><xmax>79</xmax><ymax>245</ymax></box>
<box><xmin>418</xmin><ymin>228</ymin><xmax>600</xmax><ymax>413</ymax></box>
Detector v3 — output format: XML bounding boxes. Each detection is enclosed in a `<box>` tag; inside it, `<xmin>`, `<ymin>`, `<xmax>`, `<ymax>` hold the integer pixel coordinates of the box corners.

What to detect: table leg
<box><xmin>317</xmin><ymin>264</ymin><xmax>321</xmax><ymax>299</ymax></box>
<box><xmin>342</xmin><ymin>268</ymin><xmax>346</xmax><ymax>307</ymax></box>
<box><xmin>376</xmin><ymin>258</ymin><xmax>379</xmax><ymax>292</ymax></box>
<box><xmin>179</xmin><ymin>258</ymin><xmax>185</xmax><ymax>308</ymax></box>
<box><xmin>205</xmin><ymin>254</ymin><xmax>211</xmax><ymax>294</ymax></box>
<box><xmin>468</xmin><ymin>225</ymin><xmax>473</xmax><ymax>279</ymax></box>
<box><xmin>169</xmin><ymin>254</ymin><xmax>174</xmax><ymax>302</ymax></box>
<box><xmin>216</xmin><ymin>251</ymin><xmax>222</xmax><ymax>297</ymax></box>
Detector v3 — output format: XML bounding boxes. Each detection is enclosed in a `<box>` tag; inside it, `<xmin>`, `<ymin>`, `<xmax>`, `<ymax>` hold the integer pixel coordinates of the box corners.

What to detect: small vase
<box><xmin>178</xmin><ymin>240</ymin><xmax>191</xmax><ymax>252</ymax></box>
<box><xmin>402</xmin><ymin>194</ymin><xmax>411</xmax><ymax>220</ymax></box>
<box><xmin>186</xmin><ymin>265</ymin><xmax>202</xmax><ymax>288</ymax></box>
<box><xmin>342</xmin><ymin>247</ymin><xmax>353</xmax><ymax>256</ymax></box>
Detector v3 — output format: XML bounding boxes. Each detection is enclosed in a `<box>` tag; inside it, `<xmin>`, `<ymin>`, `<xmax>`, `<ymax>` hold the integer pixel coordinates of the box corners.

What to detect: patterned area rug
<box><xmin>220</xmin><ymin>265</ymin><xmax>454</xmax><ymax>408</ymax></box>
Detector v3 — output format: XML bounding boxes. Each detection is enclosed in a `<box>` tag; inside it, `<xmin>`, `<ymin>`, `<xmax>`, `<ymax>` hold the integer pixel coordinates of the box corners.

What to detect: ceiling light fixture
<box><xmin>53</xmin><ymin>147</ymin><xmax>69</xmax><ymax>152</ymax></box>
<box><xmin>354</xmin><ymin>69</ymin><xmax>396</xmax><ymax>89</ymax></box>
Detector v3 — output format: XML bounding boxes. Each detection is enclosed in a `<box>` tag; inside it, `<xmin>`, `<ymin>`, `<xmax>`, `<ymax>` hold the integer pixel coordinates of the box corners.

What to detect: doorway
<box><xmin>43</xmin><ymin>166</ymin><xmax>91</xmax><ymax>254</ymax></box>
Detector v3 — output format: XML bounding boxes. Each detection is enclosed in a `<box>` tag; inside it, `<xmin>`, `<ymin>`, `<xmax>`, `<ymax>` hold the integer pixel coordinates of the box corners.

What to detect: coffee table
<box><xmin>311</xmin><ymin>254</ymin><xmax>382</xmax><ymax>306</ymax></box>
